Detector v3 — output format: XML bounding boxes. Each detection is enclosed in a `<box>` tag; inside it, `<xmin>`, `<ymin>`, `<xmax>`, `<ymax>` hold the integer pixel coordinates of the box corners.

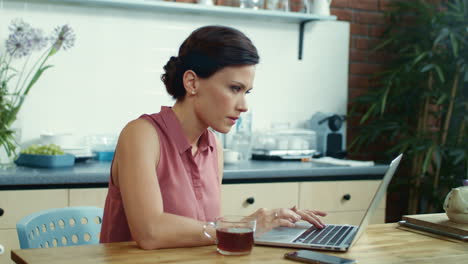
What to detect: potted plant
<box><xmin>349</xmin><ymin>0</ymin><xmax>467</xmax><ymax>215</ymax></box>
<box><xmin>0</xmin><ymin>19</ymin><xmax>75</xmax><ymax>167</ymax></box>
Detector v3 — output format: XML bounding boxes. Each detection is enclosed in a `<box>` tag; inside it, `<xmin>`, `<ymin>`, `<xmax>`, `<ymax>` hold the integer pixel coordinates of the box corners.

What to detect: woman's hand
<box><xmin>250</xmin><ymin>206</ymin><xmax>327</xmax><ymax>235</ymax></box>
<box><xmin>290</xmin><ymin>206</ymin><xmax>327</xmax><ymax>228</ymax></box>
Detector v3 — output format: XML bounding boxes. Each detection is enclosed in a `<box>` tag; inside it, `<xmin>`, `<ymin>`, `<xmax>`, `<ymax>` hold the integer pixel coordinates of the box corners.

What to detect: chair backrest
<box><xmin>16</xmin><ymin>206</ymin><xmax>103</xmax><ymax>249</ymax></box>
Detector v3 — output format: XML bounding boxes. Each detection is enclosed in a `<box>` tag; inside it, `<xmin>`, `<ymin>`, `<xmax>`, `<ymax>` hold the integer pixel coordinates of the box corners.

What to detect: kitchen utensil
<box><xmin>308</xmin><ymin>0</ymin><xmax>332</xmax><ymax>15</ymax></box>
<box><xmin>251</xmin><ymin>129</ymin><xmax>316</xmax><ymax>160</ymax></box>
<box><xmin>307</xmin><ymin>112</ymin><xmax>346</xmax><ymax>158</ymax></box>
<box><xmin>15</xmin><ymin>154</ymin><xmax>75</xmax><ymax>168</ymax></box>
<box><xmin>444</xmin><ymin>186</ymin><xmax>468</xmax><ymax>224</ymax></box>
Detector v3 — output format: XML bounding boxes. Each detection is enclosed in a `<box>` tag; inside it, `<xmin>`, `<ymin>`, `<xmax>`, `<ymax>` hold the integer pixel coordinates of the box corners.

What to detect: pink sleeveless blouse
<box><xmin>100</xmin><ymin>106</ymin><xmax>221</xmax><ymax>243</ymax></box>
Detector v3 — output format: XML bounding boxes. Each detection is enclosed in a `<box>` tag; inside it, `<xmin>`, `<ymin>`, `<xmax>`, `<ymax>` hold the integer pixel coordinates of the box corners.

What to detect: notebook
<box><xmin>255</xmin><ymin>154</ymin><xmax>403</xmax><ymax>252</ymax></box>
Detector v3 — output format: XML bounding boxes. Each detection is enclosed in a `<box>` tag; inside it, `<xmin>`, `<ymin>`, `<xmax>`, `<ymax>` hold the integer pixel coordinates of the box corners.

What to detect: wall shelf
<box><xmin>43</xmin><ymin>0</ymin><xmax>338</xmax><ymax>59</ymax></box>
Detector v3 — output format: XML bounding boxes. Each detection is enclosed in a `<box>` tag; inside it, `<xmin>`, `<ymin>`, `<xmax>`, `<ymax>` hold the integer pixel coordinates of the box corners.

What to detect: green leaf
<box><xmin>452</xmin><ymin>150</ymin><xmax>465</xmax><ymax>165</ymax></box>
<box><xmin>360</xmin><ymin>104</ymin><xmax>377</xmax><ymax>124</ymax></box>
<box><xmin>381</xmin><ymin>86</ymin><xmax>390</xmax><ymax>114</ymax></box>
<box><xmin>449</xmin><ymin>33</ymin><xmax>459</xmax><ymax>57</ymax></box>
<box><xmin>412</xmin><ymin>52</ymin><xmax>427</xmax><ymax>66</ymax></box>
<box><xmin>421</xmin><ymin>64</ymin><xmax>434</xmax><ymax>73</ymax></box>
<box><xmin>23</xmin><ymin>65</ymin><xmax>54</xmax><ymax>96</ymax></box>
<box><xmin>434</xmin><ymin>65</ymin><xmax>445</xmax><ymax>83</ymax></box>
<box><xmin>434</xmin><ymin>28</ymin><xmax>449</xmax><ymax>46</ymax></box>
<box><xmin>436</xmin><ymin>94</ymin><xmax>447</xmax><ymax>105</ymax></box>
<box><xmin>372</xmin><ymin>38</ymin><xmax>393</xmax><ymax>52</ymax></box>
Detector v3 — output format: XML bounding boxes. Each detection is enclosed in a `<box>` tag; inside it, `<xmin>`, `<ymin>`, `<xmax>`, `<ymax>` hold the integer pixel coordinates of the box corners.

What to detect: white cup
<box><xmin>224</xmin><ymin>149</ymin><xmax>242</xmax><ymax>164</ymax></box>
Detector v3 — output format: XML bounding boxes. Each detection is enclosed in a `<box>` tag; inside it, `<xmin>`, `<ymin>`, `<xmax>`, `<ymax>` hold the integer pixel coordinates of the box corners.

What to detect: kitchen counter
<box><xmin>0</xmin><ymin>160</ymin><xmax>388</xmax><ymax>190</ymax></box>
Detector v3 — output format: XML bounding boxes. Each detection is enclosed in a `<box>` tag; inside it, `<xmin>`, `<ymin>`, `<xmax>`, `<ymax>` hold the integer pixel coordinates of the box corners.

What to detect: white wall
<box><xmin>0</xmin><ymin>0</ymin><xmax>349</xmax><ymax>144</ymax></box>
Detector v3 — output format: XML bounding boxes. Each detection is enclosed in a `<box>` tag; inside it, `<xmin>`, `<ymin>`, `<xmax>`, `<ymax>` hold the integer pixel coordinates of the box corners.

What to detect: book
<box><xmin>399</xmin><ymin>213</ymin><xmax>468</xmax><ymax>241</ymax></box>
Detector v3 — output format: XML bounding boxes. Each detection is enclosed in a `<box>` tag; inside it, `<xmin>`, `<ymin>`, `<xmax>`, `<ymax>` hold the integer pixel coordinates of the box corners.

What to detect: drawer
<box><xmin>0</xmin><ymin>229</ymin><xmax>20</xmax><ymax>264</ymax></box>
<box><xmin>221</xmin><ymin>183</ymin><xmax>298</xmax><ymax>216</ymax></box>
<box><xmin>320</xmin><ymin>209</ymin><xmax>385</xmax><ymax>225</ymax></box>
<box><xmin>69</xmin><ymin>188</ymin><xmax>108</xmax><ymax>208</ymax></box>
<box><xmin>0</xmin><ymin>190</ymin><xmax>68</xmax><ymax>229</ymax></box>
<box><xmin>299</xmin><ymin>180</ymin><xmax>386</xmax><ymax>212</ymax></box>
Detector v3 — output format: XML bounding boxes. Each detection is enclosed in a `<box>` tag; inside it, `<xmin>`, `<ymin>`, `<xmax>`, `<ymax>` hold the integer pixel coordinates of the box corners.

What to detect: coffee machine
<box><xmin>307</xmin><ymin>112</ymin><xmax>347</xmax><ymax>159</ymax></box>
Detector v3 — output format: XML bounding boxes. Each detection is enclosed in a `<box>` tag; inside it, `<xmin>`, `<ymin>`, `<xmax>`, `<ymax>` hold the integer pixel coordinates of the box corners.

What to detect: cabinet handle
<box><xmin>0</xmin><ymin>208</ymin><xmax>3</xmax><ymax>217</ymax></box>
<box><xmin>342</xmin><ymin>194</ymin><xmax>351</xmax><ymax>201</ymax></box>
<box><xmin>245</xmin><ymin>197</ymin><xmax>255</xmax><ymax>205</ymax></box>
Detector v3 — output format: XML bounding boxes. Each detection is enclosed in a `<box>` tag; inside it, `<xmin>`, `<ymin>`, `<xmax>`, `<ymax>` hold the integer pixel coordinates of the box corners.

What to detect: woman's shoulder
<box><xmin>120</xmin><ymin>118</ymin><xmax>159</xmax><ymax>143</ymax></box>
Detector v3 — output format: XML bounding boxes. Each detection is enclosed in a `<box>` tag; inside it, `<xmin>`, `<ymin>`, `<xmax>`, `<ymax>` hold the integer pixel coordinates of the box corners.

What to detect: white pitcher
<box><xmin>308</xmin><ymin>0</ymin><xmax>332</xmax><ymax>16</ymax></box>
<box><xmin>443</xmin><ymin>186</ymin><xmax>468</xmax><ymax>224</ymax></box>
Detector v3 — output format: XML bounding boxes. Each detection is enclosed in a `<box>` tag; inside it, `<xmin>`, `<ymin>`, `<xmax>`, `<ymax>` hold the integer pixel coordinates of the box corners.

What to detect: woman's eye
<box><xmin>230</xmin><ymin>86</ymin><xmax>241</xmax><ymax>92</ymax></box>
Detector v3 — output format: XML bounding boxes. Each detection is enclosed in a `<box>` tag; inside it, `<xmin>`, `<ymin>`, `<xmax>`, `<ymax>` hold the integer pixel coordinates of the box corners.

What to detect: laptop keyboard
<box><xmin>293</xmin><ymin>225</ymin><xmax>354</xmax><ymax>246</ymax></box>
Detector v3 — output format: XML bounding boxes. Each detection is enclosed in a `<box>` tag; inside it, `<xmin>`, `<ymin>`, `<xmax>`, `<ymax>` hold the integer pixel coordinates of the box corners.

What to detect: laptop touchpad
<box><xmin>256</xmin><ymin>227</ymin><xmax>306</xmax><ymax>242</ymax></box>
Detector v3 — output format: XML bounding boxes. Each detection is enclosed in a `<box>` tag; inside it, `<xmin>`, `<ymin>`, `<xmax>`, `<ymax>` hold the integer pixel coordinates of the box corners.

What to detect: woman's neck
<box><xmin>171</xmin><ymin>100</ymin><xmax>207</xmax><ymax>149</ymax></box>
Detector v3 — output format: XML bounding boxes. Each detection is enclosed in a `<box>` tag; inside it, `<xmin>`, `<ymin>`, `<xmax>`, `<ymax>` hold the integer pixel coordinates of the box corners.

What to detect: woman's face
<box><xmin>194</xmin><ymin>65</ymin><xmax>256</xmax><ymax>134</ymax></box>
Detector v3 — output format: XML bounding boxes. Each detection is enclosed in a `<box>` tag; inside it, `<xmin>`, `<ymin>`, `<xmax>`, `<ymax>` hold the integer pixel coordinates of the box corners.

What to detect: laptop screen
<box><xmin>349</xmin><ymin>154</ymin><xmax>403</xmax><ymax>247</ymax></box>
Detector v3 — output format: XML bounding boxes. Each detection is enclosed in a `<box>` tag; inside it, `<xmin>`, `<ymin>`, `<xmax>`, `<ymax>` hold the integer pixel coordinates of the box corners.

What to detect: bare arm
<box><xmin>114</xmin><ymin>119</ymin><xmax>215</xmax><ymax>250</ymax></box>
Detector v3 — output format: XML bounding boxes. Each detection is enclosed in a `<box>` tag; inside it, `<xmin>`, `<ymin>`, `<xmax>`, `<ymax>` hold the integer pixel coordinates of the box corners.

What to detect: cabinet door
<box><xmin>0</xmin><ymin>230</ymin><xmax>20</xmax><ymax>264</ymax></box>
<box><xmin>299</xmin><ymin>180</ymin><xmax>386</xmax><ymax>224</ymax></box>
<box><xmin>221</xmin><ymin>183</ymin><xmax>298</xmax><ymax>216</ymax></box>
<box><xmin>0</xmin><ymin>190</ymin><xmax>68</xmax><ymax>264</ymax></box>
<box><xmin>69</xmin><ymin>188</ymin><xmax>108</xmax><ymax>208</ymax></box>
<box><xmin>299</xmin><ymin>180</ymin><xmax>385</xmax><ymax>211</ymax></box>
<box><xmin>0</xmin><ymin>190</ymin><xmax>68</xmax><ymax>229</ymax></box>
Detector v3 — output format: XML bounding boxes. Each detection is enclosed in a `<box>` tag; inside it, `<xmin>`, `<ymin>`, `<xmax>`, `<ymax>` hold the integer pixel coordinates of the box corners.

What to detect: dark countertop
<box><xmin>0</xmin><ymin>160</ymin><xmax>389</xmax><ymax>190</ymax></box>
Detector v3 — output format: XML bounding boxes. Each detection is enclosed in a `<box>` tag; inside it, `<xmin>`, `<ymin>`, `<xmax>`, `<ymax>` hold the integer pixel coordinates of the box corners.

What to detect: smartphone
<box><xmin>284</xmin><ymin>250</ymin><xmax>357</xmax><ymax>264</ymax></box>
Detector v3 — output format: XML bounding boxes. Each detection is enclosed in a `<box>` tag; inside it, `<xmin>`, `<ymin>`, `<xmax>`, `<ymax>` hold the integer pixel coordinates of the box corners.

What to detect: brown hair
<box><xmin>161</xmin><ymin>25</ymin><xmax>260</xmax><ymax>99</ymax></box>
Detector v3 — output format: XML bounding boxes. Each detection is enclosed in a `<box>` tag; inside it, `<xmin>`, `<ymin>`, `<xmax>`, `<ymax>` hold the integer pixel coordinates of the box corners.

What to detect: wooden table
<box><xmin>11</xmin><ymin>224</ymin><xmax>468</xmax><ymax>264</ymax></box>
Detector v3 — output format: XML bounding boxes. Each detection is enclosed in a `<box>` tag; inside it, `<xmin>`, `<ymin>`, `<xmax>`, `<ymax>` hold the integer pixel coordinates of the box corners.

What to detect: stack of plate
<box><xmin>62</xmin><ymin>146</ymin><xmax>94</xmax><ymax>162</ymax></box>
<box><xmin>39</xmin><ymin>133</ymin><xmax>96</xmax><ymax>162</ymax></box>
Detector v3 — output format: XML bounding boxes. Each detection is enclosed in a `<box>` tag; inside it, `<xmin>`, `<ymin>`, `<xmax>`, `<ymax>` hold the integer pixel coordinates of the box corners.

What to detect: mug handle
<box><xmin>203</xmin><ymin>222</ymin><xmax>217</xmax><ymax>244</ymax></box>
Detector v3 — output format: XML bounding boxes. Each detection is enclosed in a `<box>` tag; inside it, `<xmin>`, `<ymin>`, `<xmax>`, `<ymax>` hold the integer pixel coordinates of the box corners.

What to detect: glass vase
<box><xmin>0</xmin><ymin>121</ymin><xmax>22</xmax><ymax>169</ymax></box>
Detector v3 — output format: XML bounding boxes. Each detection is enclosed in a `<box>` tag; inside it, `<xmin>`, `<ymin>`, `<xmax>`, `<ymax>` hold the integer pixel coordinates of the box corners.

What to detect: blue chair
<box><xmin>16</xmin><ymin>206</ymin><xmax>103</xmax><ymax>249</ymax></box>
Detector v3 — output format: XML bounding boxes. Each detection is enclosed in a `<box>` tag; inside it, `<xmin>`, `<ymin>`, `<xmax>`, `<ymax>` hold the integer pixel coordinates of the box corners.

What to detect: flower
<box><xmin>8</xmin><ymin>18</ymin><xmax>32</xmax><ymax>36</ymax></box>
<box><xmin>5</xmin><ymin>33</ymin><xmax>32</xmax><ymax>58</ymax></box>
<box><xmin>0</xmin><ymin>18</ymin><xmax>75</xmax><ymax>161</ymax></box>
<box><xmin>52</xmin><ymin>25</ymin><xmax>75</xmax><ymax>51</ymax></box>
<box><xmin>29</xmin><ymin>28</ymin><xmax>48</xmax><ymax>51</ymax></box>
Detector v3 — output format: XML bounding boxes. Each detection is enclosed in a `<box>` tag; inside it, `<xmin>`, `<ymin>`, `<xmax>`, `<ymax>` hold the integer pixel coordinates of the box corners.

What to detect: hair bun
<box><xmin>161</xmin><ymin>56</ymin><xmax>183</xmax><ymax>98</ymax></box>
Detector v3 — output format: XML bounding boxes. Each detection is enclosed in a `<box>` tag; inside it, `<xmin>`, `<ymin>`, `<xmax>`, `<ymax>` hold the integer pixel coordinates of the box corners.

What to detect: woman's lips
<box><xmin>227</xmin><ymin>117</ymin><xmax>238</xmax><ymax>125</ymax></box>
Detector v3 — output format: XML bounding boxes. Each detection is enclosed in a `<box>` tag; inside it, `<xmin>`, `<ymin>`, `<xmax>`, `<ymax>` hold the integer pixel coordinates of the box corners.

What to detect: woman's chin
<box><xmin>211</xmin><ymin>125</ymin><xmax>231</xmax><ymax>134</ymax></box>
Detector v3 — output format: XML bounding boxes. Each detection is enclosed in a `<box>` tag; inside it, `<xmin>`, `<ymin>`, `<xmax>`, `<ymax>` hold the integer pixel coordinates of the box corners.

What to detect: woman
<box><xmin>100</xmin><ymin>25</ymin><xmax>327</xmax><ymax>249</ymax></box>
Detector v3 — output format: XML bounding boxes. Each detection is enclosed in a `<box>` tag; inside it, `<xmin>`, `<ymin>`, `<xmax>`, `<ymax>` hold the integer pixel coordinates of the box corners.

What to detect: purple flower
<box><xmin>52</xmin><ymin>25</ymin><xmax>75</xmax><ymax>51</ymax></box>
<box><xmin>8</xmin><ymin>18</ymin><xmax>32</xmax><ymax>36</ymax></box>
<box><xmin>5</xmin><ymin>33</ymin><xmax>32</xmax><ymax>58</ymax></box>
<box><xmin>29</xmin><ymin>28</ymin><xmax>48</xmax><ymax>51</ymax></box>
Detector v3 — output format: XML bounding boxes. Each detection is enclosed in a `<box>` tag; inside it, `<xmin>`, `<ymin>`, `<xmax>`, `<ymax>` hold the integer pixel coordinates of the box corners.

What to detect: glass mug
<box><xmin>204</xmin><ymin>216</ymin><xmax>257</xmax><ymax>255</ymax></box>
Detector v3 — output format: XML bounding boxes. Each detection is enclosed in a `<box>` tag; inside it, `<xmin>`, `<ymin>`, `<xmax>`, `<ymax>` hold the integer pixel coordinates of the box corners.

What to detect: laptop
<box><xmin>255</xmin><ymin>154</ymin><xmax>403</xmax><ymax>252</ymax></box>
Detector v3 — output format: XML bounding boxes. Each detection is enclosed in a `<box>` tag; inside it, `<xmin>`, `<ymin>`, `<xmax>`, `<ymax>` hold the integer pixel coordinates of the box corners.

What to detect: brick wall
<box><xmin>331</xmin><ymin>0</ymin><xmax>405</xmax><ymax>222</ymax></box>
<box><xmin>329</xmin><ymin>0</ymin><xmax>395</xmax><ymax>160</ymax></box>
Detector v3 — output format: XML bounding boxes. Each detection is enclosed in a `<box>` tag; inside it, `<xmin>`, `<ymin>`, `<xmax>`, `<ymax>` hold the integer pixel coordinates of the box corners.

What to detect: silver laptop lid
<box><xmin>349</xmin><ymin>154</ymin><xmax>403</xmax><ymax>247</ymax></box>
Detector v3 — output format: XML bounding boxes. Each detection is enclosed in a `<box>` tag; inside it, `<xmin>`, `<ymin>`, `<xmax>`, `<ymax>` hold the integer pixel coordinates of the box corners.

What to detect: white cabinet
<box><xmin>299</xmin><ymin>180</ymin><xmax>385</xmax><ymax>225</ymax></box>
<box><xmin>0</xmin><ymin>190</ymin><xmax>68</xmax><ymax>264</ymax></box>
<box><xmin>221</xmin><ymin>183</ymin><xmax>299</xmax><ymax>215</ymax></box>
<box><xmin>69</xmin><ymin>188</ymin><xmax>108</xmax><ymax>208</ymax></box>
<box><xmin>221</xmin><ymin>180</ymin><xmax>386</xmax><ymax>226</ymax></box>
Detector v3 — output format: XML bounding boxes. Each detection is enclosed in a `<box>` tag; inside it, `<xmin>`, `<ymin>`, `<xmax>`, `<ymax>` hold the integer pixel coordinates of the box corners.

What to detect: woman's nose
<box><xmin>237</xmin><ymin>96</ymin><xmax>248</xmax><ymax>113</ymax></box>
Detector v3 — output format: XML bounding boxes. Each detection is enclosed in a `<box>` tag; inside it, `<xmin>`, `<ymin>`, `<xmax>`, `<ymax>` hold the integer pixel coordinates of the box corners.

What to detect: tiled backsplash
<box><xmin>0</xmin><ymin>0</ymin><xmax>349</xmax><ymax>143</ymax></box>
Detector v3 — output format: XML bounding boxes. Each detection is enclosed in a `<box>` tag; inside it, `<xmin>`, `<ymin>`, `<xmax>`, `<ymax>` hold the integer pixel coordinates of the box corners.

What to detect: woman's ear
<box><xmin>182</xmin><ymin>70</ymin><xmax>198</xmax><ymax>96</ymax></box>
